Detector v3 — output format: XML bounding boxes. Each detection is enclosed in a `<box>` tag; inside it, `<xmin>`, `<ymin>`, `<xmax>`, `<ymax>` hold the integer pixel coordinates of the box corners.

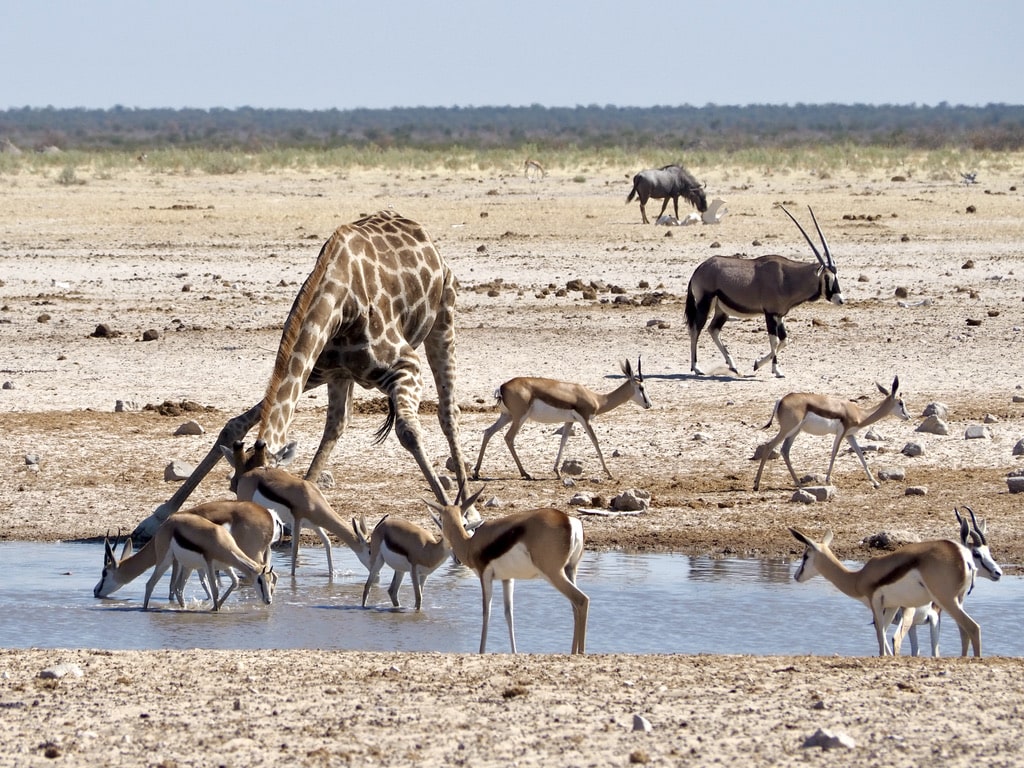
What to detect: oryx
<box><xmin>685</xmin><ymin>205</ymin><xmax>844</xmax><ymax>378</ymax></box>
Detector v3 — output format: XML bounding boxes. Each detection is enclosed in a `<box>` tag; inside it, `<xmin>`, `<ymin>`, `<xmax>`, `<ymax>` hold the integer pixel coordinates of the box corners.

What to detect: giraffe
<box><xmin>132</xmin><ymin>210</ymin><xmax>471</xmax><ymax>541</ymax></box>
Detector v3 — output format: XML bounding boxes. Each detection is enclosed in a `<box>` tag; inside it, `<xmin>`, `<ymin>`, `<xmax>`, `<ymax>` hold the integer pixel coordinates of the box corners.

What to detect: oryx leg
<box><xmin>753</xmin><ymin>315</ymin><xmax>789</xmax><ymax>378</ymax></box>
<box><xmin>707</xmin><ymin>309</ymin><xmax>739</xmax><ymax>374</ymax></box>
<box><xmin>473</xmin><ymin>412</ymin><xmax>512</xmax><ymax>479</ymax></box>
<box><xmin>687</xmin><ymin>294</ymin><xmax>715</xmax><ymax>375</ymax></box>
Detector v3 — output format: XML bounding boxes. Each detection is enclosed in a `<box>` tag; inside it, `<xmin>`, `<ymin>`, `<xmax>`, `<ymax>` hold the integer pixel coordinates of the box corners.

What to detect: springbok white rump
<box><xmin>472</xmin><ymin>358</ymin><xmax>651</xmax><ymax>481</ymax></box>
<box><xmin>358</xmin><ymin>514</ymin><xmax>452</xmax><ymax>610</ymax></box>
<box><xmin>94</xmin><ymin>500</ymin><xmax>281</xmax><ymax>604</ymax></box>
<box><xmin>223</xmin><ymin>441</ymin><xmax>372</xmax><ymax>578</ymax></box>
<box><xmin>753</xmin><ymin>375</ymin><xmax>910</xmax><ymax>490</ymax></box>
<box><xmin>789</xmin><ymin>527</ymin><xmax>983</xmax><ymax>657</ymax></box>
<box><xmin>428</xmin><ymin>489</ymin><xmax>588</xmax><ymax>654</ymax></box>
<box><xmin>685</xmin><ymin>205</ymin><xmax>844</xmax><ymax>378</ymax></box>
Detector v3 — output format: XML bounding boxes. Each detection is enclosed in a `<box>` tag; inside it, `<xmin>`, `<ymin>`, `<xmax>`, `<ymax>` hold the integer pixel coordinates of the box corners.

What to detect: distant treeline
<box><xmin>2</xmin><ymin>103</ymin><xmax>1023</xmax><ymax>153</ymax></box>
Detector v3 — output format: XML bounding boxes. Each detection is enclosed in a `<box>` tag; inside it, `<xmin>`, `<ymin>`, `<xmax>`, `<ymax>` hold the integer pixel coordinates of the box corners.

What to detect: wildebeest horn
<box><xmin>779</xmin><ymin>205</ymin><xmax>831</xmax><ymax>270</ymax></box>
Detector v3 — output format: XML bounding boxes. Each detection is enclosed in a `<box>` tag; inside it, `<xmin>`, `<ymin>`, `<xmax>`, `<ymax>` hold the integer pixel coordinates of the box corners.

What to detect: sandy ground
<box><xmin>1</xmin><ymin>158</ymin><xmax>1023</xmax><ymax>766</ymax></box>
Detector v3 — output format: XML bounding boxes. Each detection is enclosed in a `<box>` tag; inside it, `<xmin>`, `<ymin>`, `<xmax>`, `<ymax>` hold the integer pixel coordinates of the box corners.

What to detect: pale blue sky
<box><xmin>3</xmin><ymin>0</ymin><xmax>1021</xmax><ymax>110</ymax></box>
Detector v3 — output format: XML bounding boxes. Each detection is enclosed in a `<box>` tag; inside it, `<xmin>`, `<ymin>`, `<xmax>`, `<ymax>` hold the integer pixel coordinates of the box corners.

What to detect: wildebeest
<box><xmin>685</xmin><ymin>205</ymin><xmax>844</xmax><ymax>378</ymax></box>
<box><xmin>626</xmin><ymin>164</ymin><xmax>708</xmax><ymax>224</ymax></box>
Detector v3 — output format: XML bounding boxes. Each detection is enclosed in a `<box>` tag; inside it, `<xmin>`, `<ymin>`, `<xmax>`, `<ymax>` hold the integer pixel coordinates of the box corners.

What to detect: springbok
<box><xmin>358</xmin><ymin>514</ymin><xmax>452</xmax><ymax>610</ymax></box>
<box><xmin>95</xmin><ymin>500</ymin><xmax>281</xmax><ymax>602</ymax></box>
<box><xmin>753</xmin><ymin>376</ymin><xmax>910</xmax><ymax>491</ymax></box>
<box><xmin>141</xmin><ymin>512</ymin><xmax>276</xmax><ymax>611</ymax></box>
<box><xmin>686</xmin><ymin>205</ymin><xmax>844</xmax><ymax>378</ymax></box>
<box><xmin>789</xmin><ymin>527</ymin><xmax>982</xmax><ymax>657</ymax></box>
<box><xmin>472</xmin><ymin>358</ymin><xmax>651</xmax><ymax>481</ymax></box>
<box><xmin>626</xmin><ymin>164</ymin><xmax>707</xmax><ymax>224</ymax></box>
<box><xmin>223</xmin><ymin>441</ymin><xmax>372</xmax><ymax>578</ymax></box>
<box><xmin>889</xmin><ymin>506</ymin><xmax>1001</xmax><ymax>656</ymax></box>
<box><xmin>428</xmin><ymin>489</ymin><xmax>588</xmax><ymax>654</ymax></box>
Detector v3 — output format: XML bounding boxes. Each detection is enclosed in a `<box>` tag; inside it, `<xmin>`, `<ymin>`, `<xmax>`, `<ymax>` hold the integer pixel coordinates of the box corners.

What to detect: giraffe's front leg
<box><xmin>304</xmin><ymin>378</ymin><xmax>354</xmax><ymax>483</ymax></box>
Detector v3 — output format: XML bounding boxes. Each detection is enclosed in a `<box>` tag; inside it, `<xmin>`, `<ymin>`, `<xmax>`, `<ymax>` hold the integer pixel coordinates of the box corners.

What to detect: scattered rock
<box><xmin>1012</xmin><ymin>438</ymin><xmax>1024</xmax><ymax>456</ymax></box>
<box><xmin>611</xmin><ymin>489</ymin><xmax>650</xmax><ymax>512</ymax></box>
<box><xmin>916</xmin><ymin>416</ymin><xmax>949</xmax><ymax>435</ymax></box>
<box><xmin>802</xmin><ymin>485</ymin><xmax>835</xmax><ymax>502</ymax></box>
<box><xmin>964</xmin><ymin>425</ymin><xmax>991</xmax><ymax>440</ymax></box>
<box><xmin>966</xmin><ymin>318</ymin><xmax>982</xmax><ymax>327</ymax></box>
<box><xmin>632</xmin><ymin>715</ymin><xmax>653</xmax><ymax>733</ymax></box>
<box><xmin>791</xmin><ymin>489</ymin><xmax>817</xmax><ymax>504</ymax></box>
<box><xmin>24</xmin><ymin>454</ymin><xmax>40</xmax><ymax>466</ymax></box>
<box><xmin>568</xmin><ymin>491</ymin><xmax>594</xmax><ymax>506</ymax></box>
<box><xmin>1008</xmin><ymin>477</ymin><xmax>1024</xmax><ymax>494</ymax></box>
<box><xmin>984</xmin><ymin>414</ymin><xmax>999</xmax><ymax>424</ymax></box>
<box><xmin>91</xmin><ymin>323</ymin><xmax>121</xmax><ymax>338</ymax></box>
<box><xmin>114</xmin><ymin>399</ymin><xmax>140</xmax><ymax>412</ymax></box>
<box><xmin>876</xmin><ymin>467</ymin><xmax>905</xmax><ymax>481</ymax></box>
<box><xmin>802</xmin><ymin>728</ymin><xmax>856</xmax><ymax>751</ymax></box>
<box><xmin>922</xmin><ymin>402</ymin><xmax>949</xmax><ymax>419</ymax></box>
<box><xmin>901</xmin><ymin>442</ymin><xmax>925</xmax><ymax>457</ymax></box>
<box><xmin>174</xmin><ymin>420</ymin><xmax>205</xmax><ymax>436</ymax></box>
<box><xmin>751</xmin><ymin>443</ymin><xmax>780</xmax><ymax>461</ymax></box>
<box><xmin>2</xmin><ymin>381</ymin><xmax>13</xmax><ymax>390</ymax></box>
<box><xmin>141</xmin><ymin>329</ymin><xmax>160</xmax><ymax>341</ymax></box>
<box><xmin>863</xmin><ymin>530</ymin><xmax>920</xmax><ymax>550</ymax></box>
<box><xmin>164</xmin><ymin>460</ymin><xmax>194</xmax><ymax>482</ymax></box>
<box><xmin>39</xmin><ymin>663</ymin><xmax>84</xmax><ymax>680</ymax></box>
<box><xmin>561</xmin><ymin>459</ymin><xmax>585</xmax><ymax>476</ymax></box>
<box><xmin>1012</xmin><ymin>394</ymin><xmax>1024</xmax><ymax>404</ymax></box>
<box><xmin>905</xmin><ymin>486</ymin><xmax>928</xmax><ymax>496</ymax></box>
<box><xmin>483</xmin><ymin>496</ymin><xmax>502</xmax><ymax>508</ymax></box>
<box><xmin>894</xmin><ymin>286</ymin><xmax>909</xmax><ymax>299</ymax></box>
<box><xmin>316</xmin><ymin>470</ymin><xmax>335</xmax><ymax>490</ymax></box>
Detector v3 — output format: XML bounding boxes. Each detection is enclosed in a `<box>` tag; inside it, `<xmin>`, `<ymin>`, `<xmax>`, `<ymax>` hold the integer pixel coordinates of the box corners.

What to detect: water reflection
<box><xmin>0</xmin><ymin>541</ymin><xmax>1017</xmax><ymax>656</ymax></box>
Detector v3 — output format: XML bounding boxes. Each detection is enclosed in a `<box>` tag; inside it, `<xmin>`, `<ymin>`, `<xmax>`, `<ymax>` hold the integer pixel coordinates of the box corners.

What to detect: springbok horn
<box><xmin>806</xmin><ymin>206</ymin><xmax>835</xmax><ymax>270</ymax></box>
<box><xmin>965</xmin><ymin>505</ymin><xmax>987</xmax><ymax>544</ymax></box>
<box><xmin>778</xmin><ymin>205</ymin><xmax>826</xmax><ymax>268</ymax></box>
<box><xmin>637</xmin><ymin>356</ymin><xmax>643</xmax><ymax>378</ymax></box>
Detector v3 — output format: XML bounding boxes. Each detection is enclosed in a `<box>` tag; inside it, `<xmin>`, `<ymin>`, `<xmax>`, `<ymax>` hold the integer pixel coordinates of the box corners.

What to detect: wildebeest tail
<box><xmin>626</xmin><ymin>181</ymin><xmax>638</xmax><ymax>204</ymax></box>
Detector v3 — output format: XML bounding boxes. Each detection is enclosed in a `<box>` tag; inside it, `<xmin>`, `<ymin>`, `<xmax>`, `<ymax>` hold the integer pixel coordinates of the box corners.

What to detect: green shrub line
<box><xmin>0</xmin><ymin>144</ymin><xmax>1019</xmax><ymax>179</ymax></box>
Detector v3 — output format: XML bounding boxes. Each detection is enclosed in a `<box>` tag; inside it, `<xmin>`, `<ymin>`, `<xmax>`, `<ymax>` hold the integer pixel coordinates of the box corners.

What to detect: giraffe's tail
<box><xmin>373</xmin><ymin>397</ymin><xmax>397</xmax><ymax>445</ymax></box>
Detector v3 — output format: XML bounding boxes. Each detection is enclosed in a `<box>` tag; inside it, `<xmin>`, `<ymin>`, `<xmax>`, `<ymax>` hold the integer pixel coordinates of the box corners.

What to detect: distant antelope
<box><xmin>472</xmin><ymin>359</ymin><xmax>651</xmax><ymax>481</ymax></box>
<box><xmin>428</xmin><ymin>489</ymin><xmax>588</xmax><ymax>654</ymax></box>
<box><xmin>686</xmin><ymin>205</ymin><xmax>843</xmax><ymax>378</ymax></box>
<box><xmin>524</xmin><ymin>158</ymin><xmax>545</xmax><ymax>181</ymax></box>
<box><xmin>753</xmin><ymin>376</ymin><xmax>910</xmax><ymax>491</ymax></box>
<box><xmin>223</xmin><ymin>441</ymin><xmax>372</xmax><ymax>578</ymax></box>
<box><xmin>790</xmin><ymin>527</ymin><xmax>983</xmax><ymax>656</ymax></box>
<box><xmin>358</xmin><ymin>514</ymin><xmax>451</xmax><ymax>610</ymax></box>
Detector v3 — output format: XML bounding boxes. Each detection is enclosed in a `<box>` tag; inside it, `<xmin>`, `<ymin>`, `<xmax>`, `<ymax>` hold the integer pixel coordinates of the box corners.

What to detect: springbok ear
<box><xmin>788</xmin><ymin>527</ymin><xmax>811</xmax><ymax>546</ymax></box>
<box><xmin>462</xmin><ymin>486</ymin><xmax>485</xmax><ymax>513</ymax></box>
<box><xmin>876</xmin><ymin>382</ymin><xmax>890</xmax><ymax>396</ymax></box>
<box><xmin>621</xmin><ymin>359</ymin><xmax>634</xmax><ymax>379</ymax></box>
<box><xmin>957</xmin><ymin>508</ymin><xmax>970</xmax><ymax>544</ymax></box>
<box><xmin>219</xmin><ymin>444</ymin><xmax>237</xmax><ymax>467</ymax></box>
<box><xmin>423</xmin><ymin>499</ymin><xmax>445</xmax><ymax>515</ymax></box>
<box><xmin>103</xmin><ymin>536</ymin><xmax>117</xmax><ymax>566</ymax></box>
<box><xmin>891</xmin><ymin>375</ymin><xmax>899</xmax><ymax>396</ymax></box>
<box><xmin>272</xmin><ymin>441</ymin><xmax>297</xmax><ymax>467</ymax></box>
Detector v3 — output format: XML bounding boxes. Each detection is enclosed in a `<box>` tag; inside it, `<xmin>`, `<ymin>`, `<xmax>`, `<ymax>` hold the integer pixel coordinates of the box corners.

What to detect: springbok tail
<box><xmin>761</xmin><ymin>400</ymin><xmax>781</xmax><ymax>430</ymax></box>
